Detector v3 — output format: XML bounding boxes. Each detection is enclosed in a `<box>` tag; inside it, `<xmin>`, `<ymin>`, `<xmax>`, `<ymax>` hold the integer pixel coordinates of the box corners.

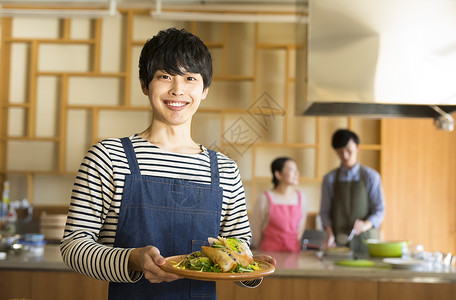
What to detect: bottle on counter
<box><xmin>1</xmin><ymin>182</ymin><xmax>19</xmax><ymax>233</ymax></box>
<box><xmin>4</xmin><ymin>201</ymin><xmax>18</xmax><ymax>233</ymax></box>
<box><xmin>2</xmin><ymin>181</ymin><xmax>10</xmax><ymax>205</ymax></box>
<box><xmin>21</xmin><ymin>198</ymin><xmax>33</xmax><ymax>222</ymax></box>
<box><xmin>401</xmin><ymin>244</ymin><xmax>410</xmax><ymax>260</ymax></box>
<box><xmin>1</xmin><ymin>181</ymin><xmax>10</xmax><ymax>225</ymax></box>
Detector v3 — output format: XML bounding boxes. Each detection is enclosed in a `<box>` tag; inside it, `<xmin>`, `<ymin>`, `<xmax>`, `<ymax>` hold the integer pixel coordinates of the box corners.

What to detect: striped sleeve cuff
<box><xmin>124</xmin><ymin>249</ymin><xmax>143</xmax><ymax>283</ymax></box>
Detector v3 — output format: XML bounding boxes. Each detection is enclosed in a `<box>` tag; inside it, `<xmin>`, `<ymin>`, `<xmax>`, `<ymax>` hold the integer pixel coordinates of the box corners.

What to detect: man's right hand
<box><xmin>129</xmin><ymin>246</ymin><xmax>182</xmax><ymax>283</ymax></box>
<box><xmin>323</xmin><ymin>227</ymin><xmax>336</xmax><ymax>248</ymax></box>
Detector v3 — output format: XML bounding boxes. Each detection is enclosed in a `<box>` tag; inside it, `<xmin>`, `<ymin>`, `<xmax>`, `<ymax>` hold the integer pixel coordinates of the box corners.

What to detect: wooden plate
<box><xmin>160</xmin><ymin>255</ymin><xmax>275</xmax><ymax>281</ymax></box>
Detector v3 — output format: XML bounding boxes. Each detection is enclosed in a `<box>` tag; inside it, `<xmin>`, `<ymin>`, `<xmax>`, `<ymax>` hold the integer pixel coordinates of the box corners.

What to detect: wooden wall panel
<box><xmin>0</xmin><ymin>270</ymin><xmax>108</xmax><ymax>300</ymax></box>
<box><xmin>305</xmin><ymin>278</ymin><xmax>378</xmax><ymax>300</ymax></box>
<box><xmin>31</xmin><ymin>271</ymin><xmax>109</xmax><ymax>300</ymax></box>
<box><xmin>0</xmin><ymin>270</ymin><xmax>33</xmax><ymax>299</ymax></box>
<box><xmin>378</xmin><ymin>282</ymin><xmax>456</xmax><ymax>300</ymax></box>
<box><xmin>381</xmin><ymin>118</ymin><xmax>456</xmax><ymax>253</ymax></box>
<box><xmin>217</xmin><ymin>277</ymin><xmax>378</xmax><ymax>300</ymax></box>
<box><xmin>217</xmin><ymin>277</ymin><xmax>308</xmax><ymax>300</ymax></box>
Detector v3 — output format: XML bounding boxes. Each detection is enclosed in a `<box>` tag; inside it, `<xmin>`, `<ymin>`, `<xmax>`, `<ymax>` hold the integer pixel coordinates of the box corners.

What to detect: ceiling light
<box><xmin>151</xmin><ymin>0</ymin><xmax>306</xmax><ymax>23</ymax></box>
<box><xmin>0</xmin><ymin>0</ymin><xmax>117</xmax><ymax>18</ymax></box>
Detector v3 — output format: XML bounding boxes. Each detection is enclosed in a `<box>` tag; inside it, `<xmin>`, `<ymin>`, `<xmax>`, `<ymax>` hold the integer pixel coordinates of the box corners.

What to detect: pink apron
<box><xmin>259</xmin><ymin>191</ymin><xmax>302</xmax><ymax>252</ymax></box>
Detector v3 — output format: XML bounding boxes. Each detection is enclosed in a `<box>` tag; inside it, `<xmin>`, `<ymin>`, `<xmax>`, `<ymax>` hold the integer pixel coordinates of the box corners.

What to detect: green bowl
<box><xmin>365</xmin><ymin>239</ymin><xmax>408</xmax><ymax>257</ymax></box>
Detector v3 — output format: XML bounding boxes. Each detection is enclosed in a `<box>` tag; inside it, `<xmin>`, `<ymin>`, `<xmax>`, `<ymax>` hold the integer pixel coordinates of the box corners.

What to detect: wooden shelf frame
<box><xmin>0</xmin><ymin>7</ymin><xmax>382</xmax><ymax>209</ymax></box>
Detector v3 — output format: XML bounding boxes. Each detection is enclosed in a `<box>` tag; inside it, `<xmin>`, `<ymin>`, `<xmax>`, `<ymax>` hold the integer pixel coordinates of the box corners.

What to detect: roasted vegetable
<box><xmin>173</xmin><ymin>237</ymin><xmax>259</xmax><ymax>273</ymax></box>
<box><xmin>174</xmin><ymin>251</ymin><xmax>220</xmax><ymax>272</ymax></box>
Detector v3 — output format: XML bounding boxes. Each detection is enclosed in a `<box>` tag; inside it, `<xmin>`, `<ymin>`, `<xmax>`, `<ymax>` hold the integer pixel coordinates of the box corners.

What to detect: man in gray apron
<box><xmin>319</xmin><ymin>129</ymin><xmax>385</xmax><ymax>254</ymax></box>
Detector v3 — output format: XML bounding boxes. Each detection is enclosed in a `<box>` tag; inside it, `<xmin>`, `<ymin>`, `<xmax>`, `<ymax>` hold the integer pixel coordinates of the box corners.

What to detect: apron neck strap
<box><xmin>121</xmin><ymin>137</ymin><xmax>141</xmax><ymax>175</ymax></box>
<box><xmin>208</xmin><ymin>149</ymin><xmax>220</xmax><ymax>187</ymax></box>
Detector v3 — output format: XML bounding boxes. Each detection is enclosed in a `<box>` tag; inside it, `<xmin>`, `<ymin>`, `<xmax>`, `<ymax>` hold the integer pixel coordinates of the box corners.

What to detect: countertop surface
<box><xmin>263</xmin><ymin>250</ymin><xmax>456</xmax><ymax>283</ymax></box>
<box><xmin>1</xmin><ymin>245</ymin><xmax>456</xmax><ymax>283</ymax></box>
<box><xmin>0</xmin><ymin>244</ymin><xmax>70</xmax><ymax>271</ymax></box>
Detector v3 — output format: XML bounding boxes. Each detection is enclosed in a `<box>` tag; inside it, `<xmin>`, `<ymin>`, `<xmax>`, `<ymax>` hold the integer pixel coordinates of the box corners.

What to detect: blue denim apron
<box><xmin>108</xmin><ymin>137</ymin><xmax>223</xmax><ymax>300</ymax></box>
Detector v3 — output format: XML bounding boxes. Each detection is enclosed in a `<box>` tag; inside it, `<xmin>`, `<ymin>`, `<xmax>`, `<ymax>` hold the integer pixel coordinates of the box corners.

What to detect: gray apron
<box><xmin>331</xmin><ymin>167</ymin><xmax>379</xmax><ymax>254</ymax></box>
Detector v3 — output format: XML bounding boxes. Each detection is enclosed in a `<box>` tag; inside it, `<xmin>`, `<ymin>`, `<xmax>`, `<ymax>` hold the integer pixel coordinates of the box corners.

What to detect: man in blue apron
<box><xmin>60</xmin><ymin>28</ymin><xmax>275</xmax><ymax>300</ymax></box>
<box><xmin>319</xmin><ymin>129</ymin><xmax>385</xmax><ymax>254</ymax></box>
<box><xmin>109</xmin><ymin>138</ymin><xmax>224</xmax><ymax>299</ymax></box>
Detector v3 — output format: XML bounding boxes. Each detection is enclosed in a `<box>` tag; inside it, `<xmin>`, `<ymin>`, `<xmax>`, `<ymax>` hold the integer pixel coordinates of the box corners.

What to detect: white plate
<box><xmin>383</xmin><ymin>258</ymin><xmax>426</xmax><ymax>269</ymax></box>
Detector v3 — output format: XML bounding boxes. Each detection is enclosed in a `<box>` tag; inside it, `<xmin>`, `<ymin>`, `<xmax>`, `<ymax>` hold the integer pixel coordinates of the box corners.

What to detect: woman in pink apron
<box><xmin>250</xmin><ymin>157</ymin><xmax>307</xmax><ymax>252</ymax></box>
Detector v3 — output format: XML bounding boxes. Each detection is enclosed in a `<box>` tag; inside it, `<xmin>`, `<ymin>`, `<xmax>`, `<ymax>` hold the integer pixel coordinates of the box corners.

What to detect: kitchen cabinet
<box><xmin>2</xmin><ymin>269</ymin><xmax>453</xmax><ymax>300</ymax></box>
<box><xmin>217</xmin><ymin>277</ymin><xmax>456</xmax><ymax>300</ymax></box>
<box><xmin>378</xmin><ymin>282</ymin><xmax>456</xmax><ymax>300</ymax></box>
<box><xmin>381</xmin><ymin>118</ymin><xmax>456</xmax><ymax>253</ymax></box>
<box><xmin>0</xmin><ymin>269</ymin><xmax>108</xmax><ymax>300</ymax></box>
<box><xmin>217</xmin><ymin>278</ymin><xmax>378</xmax><ymax>300</ymax></box>
<box><xmin>3</xmin><ymin>270</ymin><xmax>454</xmax><ymax>300</ymax></box>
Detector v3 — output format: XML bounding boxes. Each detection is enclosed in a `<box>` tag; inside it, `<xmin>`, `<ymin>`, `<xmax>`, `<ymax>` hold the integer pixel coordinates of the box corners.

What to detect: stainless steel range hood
<box><xmin>297</xmin><ymin>0</ymin><xmax>456</xmax><ymax>129</ymax></box>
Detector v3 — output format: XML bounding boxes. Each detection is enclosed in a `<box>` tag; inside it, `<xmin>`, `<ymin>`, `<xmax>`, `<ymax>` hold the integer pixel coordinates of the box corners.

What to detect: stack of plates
<box><xmin>383</xmin><ymin>258</ymin><xmax>426</xmax><ymax>270</ymax></box>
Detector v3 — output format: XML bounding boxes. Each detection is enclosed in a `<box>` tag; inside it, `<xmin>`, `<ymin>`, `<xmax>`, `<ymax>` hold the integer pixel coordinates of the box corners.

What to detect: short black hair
<box><xmin>271</xmin><ymin>157</ymin><xmax>294</xmax><ymax>188</ymax></box>
<box><xmin>331</xmin><ymin>129</ymin><xmax>360</xmax><ymax>149</ymax></box>
<box><xmin>138</xmin><ymin>28</ymin><xmax>213</xmax><ymax>90</ymax></box>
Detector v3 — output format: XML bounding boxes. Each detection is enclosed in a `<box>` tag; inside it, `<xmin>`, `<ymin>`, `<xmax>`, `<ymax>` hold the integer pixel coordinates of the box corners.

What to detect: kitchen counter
<box><xmin>0</xmin><ymin>244</ymin><xmax>69</xmax><ymax>271</ymax></box>
<box><xmin>263</xmin><ymin>251</ymin><xmax>456</xmax><ymax>283</ymax></box>
<box><xmin>2</xmin><ymin>246</ymin><xmax>456</xmax><ymax>300</ymax></box>
<box><xmin>1</xmin><ymin>245</ymin><xmax>456</xmax><ymax>284</ymax></box>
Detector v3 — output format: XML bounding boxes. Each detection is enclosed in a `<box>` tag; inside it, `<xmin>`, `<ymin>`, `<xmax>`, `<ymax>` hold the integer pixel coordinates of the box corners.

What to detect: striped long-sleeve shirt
<box><xmin>60</xmin><ymin>134</ymin><xmax>252</xmax><ymax>283</ymax></box>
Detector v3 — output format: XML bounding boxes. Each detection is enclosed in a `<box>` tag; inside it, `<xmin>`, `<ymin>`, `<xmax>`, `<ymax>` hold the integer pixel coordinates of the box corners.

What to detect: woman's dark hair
<box><xmin>138</xmin><ymin>28</ymin><xmax>213</xmax><ymax>89</ymax></box>
<box><xmin>271</xmin><ymin>157</ymin><xmax>293</xmax><ymax>188</ymax></box>
<box><xmin>331</xmin><ymin>129</ymin><xmax>360</xmax><ymax>149</ymax></box>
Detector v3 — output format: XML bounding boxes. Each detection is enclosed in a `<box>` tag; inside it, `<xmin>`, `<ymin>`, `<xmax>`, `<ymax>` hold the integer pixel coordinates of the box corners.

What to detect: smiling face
<box><xmin>275</xmin><ymin>160</ymin><xmax>300</xmax><ymax>187</ymax></box>
<box><xmin>335</xmin><ymin>139</ymin><xmax>359</xmax><ymax>168</ymax></box>
<box><xmin>142</xmin><ymin>70</ymin><xmax>209</xmax><ymax>126</ymax></box>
